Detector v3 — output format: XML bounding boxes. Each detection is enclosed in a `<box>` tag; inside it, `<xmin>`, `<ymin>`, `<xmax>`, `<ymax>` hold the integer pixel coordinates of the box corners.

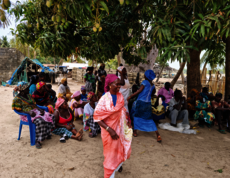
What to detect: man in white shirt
<box><xmin>168</xmin><ymin>89</ymin><xmax>189</xmax><ymax>127</ymax></box>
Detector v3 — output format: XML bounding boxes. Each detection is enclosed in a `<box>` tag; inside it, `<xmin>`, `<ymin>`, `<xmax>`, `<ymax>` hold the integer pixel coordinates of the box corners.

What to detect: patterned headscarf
<box><xmin>36</xmin><ymin>81</ymin><xmax>46</xmax><ymax>90</ymax></box>
<box><xmin>61</xmin><ymin>78</ymin><xmax>67</xmax><ymax>84</ymax></box>
<box><xmin>87</xmin><ymin>92</ymin><xmax>95</xmax><ymax>101</ymax></box>
<box><xmin>104</xmin><ymin>74</ymin><xmax>119</xmax><ymax>92</ymax></box>
<box><xmin>145</xmin><ymin>70</ymin><xmax>156</xmax><ymax>81</ymax></box>
<box><xmin>47</xmin><ymin>105</ymin><xmax>54</xmax><ymax>114</ymax></box>
<box><xmin>55</xmin><ymin>97</ymin><xmax>65</xmax><ymax>110</ymax></box>
<box><xmin>81</xmin><ymin>86</ymin><xmax>86</xmax><ymax>90</ymax></box>
<box><xmin>13</xmin><ymin>81</ymin><xmax>29</xmax><ymax>97</ymax></box>
<box><xmin>71</xmin><ymin>91</ymin><xmax>81</xmax><ymax>98</ymax></box>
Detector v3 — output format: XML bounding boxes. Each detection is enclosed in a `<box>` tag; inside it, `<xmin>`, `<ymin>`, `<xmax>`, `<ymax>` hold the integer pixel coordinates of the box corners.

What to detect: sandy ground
<box><xmin>0</xmin><ymin>78</ymin><xmax>230</xmax><ymax>178</ymax></box>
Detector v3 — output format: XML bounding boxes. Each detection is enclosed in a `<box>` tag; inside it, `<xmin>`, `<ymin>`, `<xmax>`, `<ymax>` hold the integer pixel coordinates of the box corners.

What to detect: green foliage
<box><xmin>0</xmin><ymin>0</ymin><xmax>11</xmax><ymax>28</ymax></box>
<box><xmin>10</xmin><ymin>0</ymin><xmax>156</xmax><ymax>65</ymax></box>
<box><xmin>1</xmin><ymin>36</ymin><xmax>10</xmax><ymax>47</ymax></box>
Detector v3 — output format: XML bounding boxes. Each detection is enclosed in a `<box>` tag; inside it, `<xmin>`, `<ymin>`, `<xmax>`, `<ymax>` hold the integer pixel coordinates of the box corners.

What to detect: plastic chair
<box><xmin>14</xmin><ymin>105</ymin><xmax>48</xmax><ymax>146</ymax></box>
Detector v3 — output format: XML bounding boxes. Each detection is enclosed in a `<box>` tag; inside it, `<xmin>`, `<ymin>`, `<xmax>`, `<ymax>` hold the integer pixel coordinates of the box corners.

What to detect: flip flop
<box><xmin>118</xmin><ymin>166</ymin><xmax>123</xmax><ymax>173</ymax></box>
<box><xmin>217</xmin><ymin>129</ymin><xmax>226</xmax><ymax>134</ymax></box>
<box><xmin>89</xmin><ymin>132</ymin><xmax>94</xmax><ymax>138</ymax></box>
<box><xmin>36</xmin><ymin>142</ymin><xmax>42</xmax><ymax>149</ymax></box>
<box><xmin>60</xmin><ymin>137</ymin><xmax>66</xmax><ymax>143</ymax></box>
<box><xmin>157</xmin><ymin>135</ymin><xmax>162</xmax><ymax>143</ymax></box>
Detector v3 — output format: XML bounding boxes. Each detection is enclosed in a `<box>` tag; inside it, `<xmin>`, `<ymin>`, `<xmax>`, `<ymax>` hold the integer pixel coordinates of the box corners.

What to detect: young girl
<box><xmin>69</xmin><ymin>91</ymin><xmax>86</xmax><ymax>122</ymax></box>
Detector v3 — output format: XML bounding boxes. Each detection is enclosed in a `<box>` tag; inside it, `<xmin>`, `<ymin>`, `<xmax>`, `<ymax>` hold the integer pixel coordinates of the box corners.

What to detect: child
<box><xmin>80</xmin><ymin>86</ymin><xmax>88</xmax><ymax>102</ymax></box>
<box><xmin>46</xmin><ymin>84</ymin><xmax>57</xmax><ymax>103</ymax></box>
<box><xmin>69</xmin><ymin>91</ymin><xmax>86</xmax><ymax>122</ymax></box>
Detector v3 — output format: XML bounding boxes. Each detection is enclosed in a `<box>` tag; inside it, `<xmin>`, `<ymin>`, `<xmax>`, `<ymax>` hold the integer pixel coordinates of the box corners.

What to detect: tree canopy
<box><xmin>10</xmin><ymin>0</ymin><xmax>156</xmax><ymax>65</ymax></box>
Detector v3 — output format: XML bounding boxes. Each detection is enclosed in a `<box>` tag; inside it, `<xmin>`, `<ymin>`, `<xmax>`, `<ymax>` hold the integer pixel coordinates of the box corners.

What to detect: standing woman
<box><xmin>94</xmin><ymin>74</ymin><xmax>132</xmax><ymax>178</ymax></box>
<box><xmin>84</xmin><ymin>67</ymin><xmax>96</xmax><ymax>93</ymax></box>
<box><xmin>117</xmin><ymin>66</ymin><xmax>130</xmax><ymax>113</ymax></box>
<box><xmin>127</xmin><ymin>70</ymin><xmax>162</xmax><ymax>142</ymax></box>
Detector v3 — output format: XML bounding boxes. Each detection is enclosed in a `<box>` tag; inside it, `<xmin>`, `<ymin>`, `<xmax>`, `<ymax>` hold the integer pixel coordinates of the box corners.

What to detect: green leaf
<box><xmin>99</xmin><ymin>1</ymin><xmax>109</xmax><ymax>14</ymax></box>
<box><xmin>201</xmin><ymin>24</ymin><xmax>205</xmax><ymax>37</ymax></box>
<box><xmin>198</xmin><ymin>13</ymin><xmax>204</xmax><ymax>20</ymax></box>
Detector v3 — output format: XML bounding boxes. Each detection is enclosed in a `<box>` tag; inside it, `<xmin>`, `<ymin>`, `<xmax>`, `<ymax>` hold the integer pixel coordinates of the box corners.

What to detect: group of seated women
<box><xmin>12</xmin><ymin>74</ymin><xmax>90</xmax><ymax>149</ymax></box>
<box><xmin>187</xmin><ymin>87</ymin><xmax>230</xmax><ymax>134</ymax></box>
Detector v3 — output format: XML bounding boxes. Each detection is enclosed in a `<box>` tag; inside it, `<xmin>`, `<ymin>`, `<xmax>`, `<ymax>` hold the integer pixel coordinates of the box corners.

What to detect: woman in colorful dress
<box><xmin>12</xmin><ymin>82</ymin><xmax>55</xmax><ymax>149</ymax></box>
<box><xmin>94</xmin><ymin>74</ymin><xmax>132</xmax><ymax>178</ymax></box>
<box><xmin>69</xmin><ymin>91</ymin><xmax>85</xmax><ymax>121</ymax></box>
<box><xmin>194</xmin><ymin>94</ymin><xmax>215</xmax><ymax>128</ymax></box>
<box><xmin>31</xmin><ymin>82</ymin><xmax>54</xmax><ymax>114</ymax></box>
<box><xmin>127</xmin><ymin>70</ymin><xmax>162</xmax><ymax>142</ymax></box>
<box><xmin>83</xmin><ymin>92</ymin><xmax>101</xmax><ymax>137</ymax></box>
<box><xmin>53</xmin><ymin>98</ymin><xmax>83</xmax><ymax>141</ymax></box>
<box><xmin>151</xmin><ymin>89</ymin><xmax>165</xmax><ymax>123</ymax></box>
<box><xmin>84</xmin><ymin>67</ymin><xmax>96</xmax><ymax>93</ymax></box>
<box><xmin>57</xmin><ymin>78</ymin><xmax>73</xmax><ymax>101</ymax></box>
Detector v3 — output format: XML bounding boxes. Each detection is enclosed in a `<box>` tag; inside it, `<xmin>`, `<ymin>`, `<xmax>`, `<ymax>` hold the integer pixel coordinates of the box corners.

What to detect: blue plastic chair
<box><xmin>14</xmin><ymin>105</ymin><xmax>48</xmax><ymax>146</ymax></box>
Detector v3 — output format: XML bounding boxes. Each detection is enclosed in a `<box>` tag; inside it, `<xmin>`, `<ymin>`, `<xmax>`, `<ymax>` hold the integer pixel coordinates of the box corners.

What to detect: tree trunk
<box><xmin>201</xmin><ymin>60</ymin><xmax>208</xmax><ymax>77</ymax></box>
<box><xmin>156</xmin><ymin>65</ymin><xmax>164</xmax><ymax>82</ymax></box>
<box><xmin>187</xmin><ymin>49</ymin><xmax>202</xmax><ymax>95</ymax></box>
<box><xmin>225</xmin><ymin>37</ymin><xmax>230</xmax><ymax>100</ymax></box>
<box><xmin>171</xmin><ymin>62</ymin><xmax>186</xmax><ymax>88</ymax></box>
<box><xmin>27</xmin><ymin>46</ymin><xmax>30</xmax><ymax>58</ymax></box>
<box><xmin>33</xmin><ymin>50</ymin><xmax>37</xmax><ymax>59</ymax></box>
<box><xmin>179</xmin><ymin>62</ymin><xmax>185</xmax><ymax>84</ymax></box>
<box><xmin>117</xmin><ymin>53</ymin><xmax>121</xmax><ymax>67</ymax></box>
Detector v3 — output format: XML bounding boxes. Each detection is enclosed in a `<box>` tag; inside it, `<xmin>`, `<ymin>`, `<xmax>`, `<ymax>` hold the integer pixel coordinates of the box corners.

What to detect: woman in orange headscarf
<box><xmin>94</xmin><ymin>74</ymin><xmax>132</xmax><ymax>178</ymax></box>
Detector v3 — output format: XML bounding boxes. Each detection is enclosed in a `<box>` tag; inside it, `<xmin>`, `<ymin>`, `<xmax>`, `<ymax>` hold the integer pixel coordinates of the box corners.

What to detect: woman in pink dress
<box><xmin>94</xmin><ymin>74</ymin><xmax>132</xmax><ymax>178</ymax></box>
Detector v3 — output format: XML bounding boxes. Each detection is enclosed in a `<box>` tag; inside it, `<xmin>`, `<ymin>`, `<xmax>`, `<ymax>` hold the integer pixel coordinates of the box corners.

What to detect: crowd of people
<box><xmin>11</xmin><ymin>64</ymin><xmax>230</xmax><ymax>178</ymax></box>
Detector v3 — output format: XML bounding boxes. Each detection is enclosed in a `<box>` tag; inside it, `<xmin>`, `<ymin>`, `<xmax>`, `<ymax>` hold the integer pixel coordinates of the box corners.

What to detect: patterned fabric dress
<box><xmin>194</xmin><ymin>100</ymin><xmax>215</xmax><ymax>126</ymax></box>
<box><xmin>151</xmin><ymin>96</ymin><xmax>165</xmax><ymax>121</ymax></box>
<box><xmin>84</xmin><ymin>73</ymin><xmax>96</xmax><ymax>93</ymax></box>
<box><xmin>83</xmin><ymin>102</ymin><xmax>100</xmax><ymax>136</ymax></box>
<box><xmin>12</xmin><ymin>95</ymin><xmax>55</xmax><ymax>142</ymax></box>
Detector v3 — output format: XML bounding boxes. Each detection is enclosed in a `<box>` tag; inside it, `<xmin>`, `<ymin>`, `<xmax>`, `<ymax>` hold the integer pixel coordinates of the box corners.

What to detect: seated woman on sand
<box><xmin>83</xmin><ymin>92</ymin><xmax>101</xmax><ymax>137</ymax></box>
<box><xmin>12</xmin><ymin>82</ymin><xmax>55</xmax><ymax>149</ymax></box>
<box><xmin>53</xmin><ymin>97</ymin><xmax>83</xmax><ymax>141</ymax></box>
<box><xmin>57</xmin><ymin>78</ymin><xmax>73</xmax><ymax>101</ymax></box>
<box><xmin>32</xmin><ymin>82</ymin><xmax>54</xmax><ymax>114</ymax></box>
<box><xmin>194</xmin><ymin>94</ymin><xmax>215</xmax><ymax>128</ymax></box>
<box><xmin>187</xmin><ymin>89</ymin><xmax>200</xmax><ymax>117</ymax></box>
<box><xmin>151</xmin><ymin>89</ymin><xmax>166</xmax><ymax>124</ymax></box>
<box><xmin>69</xmin><ymin>91</ymin><xmax>85</xmax><ymax>122</ymax></box>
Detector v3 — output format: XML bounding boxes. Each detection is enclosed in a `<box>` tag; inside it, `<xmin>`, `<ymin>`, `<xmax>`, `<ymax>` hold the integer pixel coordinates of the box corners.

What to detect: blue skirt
<box><xmin>132</xmin><ymin>100</ymin><xmax>158</xmax><ymax>132</ymax></box>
